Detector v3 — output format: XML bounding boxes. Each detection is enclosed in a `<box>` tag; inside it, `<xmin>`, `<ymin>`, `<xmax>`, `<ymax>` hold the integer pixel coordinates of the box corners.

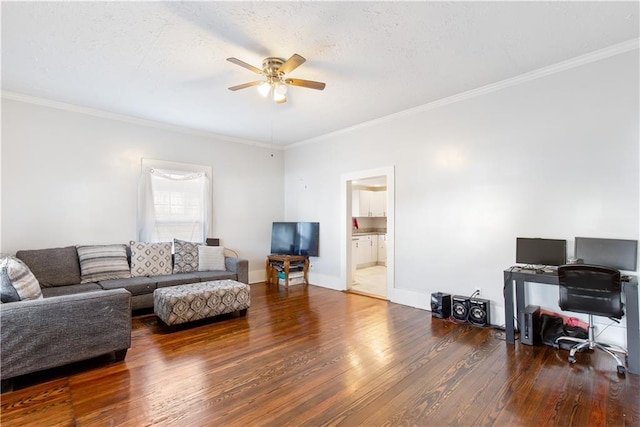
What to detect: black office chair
<box><xmin>555</xmin><ymin>264</ymin><xmax>628</xmax><ymax>374</ymax></box>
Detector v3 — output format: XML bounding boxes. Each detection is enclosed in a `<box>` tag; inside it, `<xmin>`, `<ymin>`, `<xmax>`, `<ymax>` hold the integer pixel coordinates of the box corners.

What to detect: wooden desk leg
<box><xmin>265</xmin><ymin>258</ymin><xmax>272</xmax><ymax>285</ymax></box>
<box><xmin>284</xmin><ymin>259</ymin><xmax>290</xmax><ymax>288</ymax></box>
<box><xmin>304</xmin><ymin>258</ymin><xmax>309</xmax><ymax>286</ymax></box>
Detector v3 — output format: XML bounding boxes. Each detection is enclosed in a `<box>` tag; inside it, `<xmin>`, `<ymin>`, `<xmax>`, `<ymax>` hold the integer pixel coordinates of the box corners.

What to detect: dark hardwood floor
<box><xmin>1</xmin><ymin>283</ymin><xmax>638</xmax><ymax>426</ymax></box>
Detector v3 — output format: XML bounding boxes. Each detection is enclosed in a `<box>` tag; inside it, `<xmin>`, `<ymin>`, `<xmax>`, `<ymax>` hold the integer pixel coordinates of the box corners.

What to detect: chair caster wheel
<box><xmin>568</xmin><ymin>356</ymin><xmax>576</xmax><ymax>364</ymax></box>
<box><xmin>617</xmin><ymin>365</ymin><xmax>626</xmax><ymax>375</ymax></box>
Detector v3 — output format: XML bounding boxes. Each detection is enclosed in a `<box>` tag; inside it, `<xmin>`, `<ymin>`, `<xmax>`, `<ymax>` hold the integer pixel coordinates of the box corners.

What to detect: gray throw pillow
<box><xmin>173</xmin><ymin>239</ymin><xmax>200</xmax><ymax>273</ymax></box>
<box><xmin>1</xmin><ymin>264</ymin><xmax>21</xmax><ymax>303</ymax></box>
<box><xmin>15</xmin><ymin>246</ymin><xmax>81</xmax><ymax>287</ymax></box>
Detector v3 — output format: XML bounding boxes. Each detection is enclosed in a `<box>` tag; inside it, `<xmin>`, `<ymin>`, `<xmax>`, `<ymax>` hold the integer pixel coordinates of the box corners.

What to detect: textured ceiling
<box><xmin>2</xmin><ymin>2</ymin><xmax>638</xmax><ymax>146</ymax></box>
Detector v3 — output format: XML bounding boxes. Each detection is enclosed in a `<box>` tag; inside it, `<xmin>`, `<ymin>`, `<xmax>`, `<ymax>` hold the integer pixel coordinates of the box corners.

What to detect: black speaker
<box><xmin>452</xmin><ymin>295</ymin><xmax>469</xmax><ymax>322</ymax></box>
<box><xmin>430</xmin><ymin>292</ymin><xmax>451</xmax><ymax>319</ymax></box>
<box><xmin>468</xmin><ymin>298</ymin><xmax>491</xmax><ymax>327</ymax></box>
<box><xmin>522</xmin><ymin>305</ymin><xmax>541</xmax><ymax>346</ymax></box>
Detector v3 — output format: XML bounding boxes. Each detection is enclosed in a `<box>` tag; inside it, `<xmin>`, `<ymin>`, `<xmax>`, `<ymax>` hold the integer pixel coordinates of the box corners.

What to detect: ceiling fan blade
<box><xmin>279</xmin><ymin>54</ymin><xmax>306</xmax><ymax>74</ymax></box>
<box><xmin>228</xmin><ymin>81</ymin><xmax>263</xmax><ymax>91</ymax></box>
<box><xmin>285</xmin><ymin>78</ymin><xmax>326</xmax><ymax>91</ymax></box>
<box><xmin>226</xmin><ymin>57</ymin><xmax>263</xmax><ymax>75</ymax></box>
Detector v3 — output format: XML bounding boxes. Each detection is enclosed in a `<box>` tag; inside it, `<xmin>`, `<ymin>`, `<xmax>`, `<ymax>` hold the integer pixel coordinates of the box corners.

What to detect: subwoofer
<box><xmin>522</xmin><ymin>305</ymin><xmax>541</xmax><ymax>345</ymax></box>
<box><xmin>468</xmin><ymin>298</ymin><xmax>491</xmax><ymax>327</ymax></box>
<box><xmin>430</xmin><ymin>292</ymin><xmax>451</xmax><ymax>319</ymax></box>
<box><xmin>452</xmin><ymin>295</ymin><xmax>470</xmax><ymax>322</ymax></box>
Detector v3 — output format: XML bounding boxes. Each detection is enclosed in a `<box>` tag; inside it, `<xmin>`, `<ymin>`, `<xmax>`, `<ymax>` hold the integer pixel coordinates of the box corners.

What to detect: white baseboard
<box><xmin>390</xmin><ymin>288</ymin><xmax>430</xmax><ymax>311</ymax></box>
<box><xmin>308</xmin><ymin>273</ymin><xmax>345</xmax><ymax>291</ymax></box>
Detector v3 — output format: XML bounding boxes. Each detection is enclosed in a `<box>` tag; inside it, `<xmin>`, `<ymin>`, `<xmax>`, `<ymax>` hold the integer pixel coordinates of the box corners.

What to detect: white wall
<box><xmin>1</xmin><ymin>50</ymin><xmax>637</xmax><ymax>346</ymax></box>
<box><xmin>284</xmin><ymin>50</ymin><xmax>639</xmax><ymax>346</ymax></box>
<box><xmin>1</xmin><ymin>98</ymin><xmax>284</xmax><ymax>282</ymax></box>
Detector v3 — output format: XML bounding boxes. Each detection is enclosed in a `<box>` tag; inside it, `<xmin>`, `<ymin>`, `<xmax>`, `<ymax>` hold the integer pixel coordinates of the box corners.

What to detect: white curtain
<box><xmin>138</xmin><ymin>167</ymin><xmax>210</xmax><ymax>243</ymax></box>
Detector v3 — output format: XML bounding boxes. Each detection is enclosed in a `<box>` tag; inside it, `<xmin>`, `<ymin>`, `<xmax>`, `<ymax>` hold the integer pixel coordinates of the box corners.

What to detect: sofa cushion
<box><xmin>1</xmin><ymin>265</ymin><xmax>21</xmax><ymax>303</ymax></box>
<box><xmin>99</xmin><ymin>276</ymin><xmax>156</xmax><ymax>296</ymax></box>
<box><xmin>191</xmin><ymin>270</ymin><xmax>236</xmax><ymax>282</ymax></box>
<box><xmin>0</xmin><ymin>256</ymin><xmax>43</xmax><ymax>301</ymax></box>
<box><xmin>77</xmin><ymin>244</ymin><xmax>131</xmax><ymax>284</ymax></box>
<box><xmin>198</xmin><ymin>245</ymin><xmax>226</xmax><ymax>271</ymax></box>
<box><xmin>16</xmin><ymin>246</ymin><xmax>81</xmax><ymax>287</ymax></box>
<box><xmin>173</xmin><ymin>239</ymin><xmax>200</xmax><ymax>273</ymax></box>
<box><xmin>41</xmin><ymin>283</ymin><xmax>103</xmax><ymax>298</ymax></box>
<box><xmin>130</xmin><ymin>241</ymin><xmax>172</xmax><ymax>277</ymax></box>
<box><xmin>154</xmin><ymin>273</ymin><xmax>200</xmax><ymax>289</ymax></box>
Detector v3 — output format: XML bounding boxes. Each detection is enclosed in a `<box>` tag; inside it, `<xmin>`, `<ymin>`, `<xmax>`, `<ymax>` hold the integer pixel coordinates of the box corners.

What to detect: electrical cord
<box><xmin>595</xmin><ymin>318</ymin><xmax>621</xmax><ymax>339</ymax></box>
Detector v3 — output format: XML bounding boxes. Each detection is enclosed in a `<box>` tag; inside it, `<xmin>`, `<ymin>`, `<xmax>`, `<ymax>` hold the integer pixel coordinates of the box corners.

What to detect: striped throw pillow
<box><xmin>0</xmin><ymin>256</ymin><xmax>43</xmax><ymax>301</ymax></box>
<box><xmin>76</xmin><ymin>244</ymin><xmax>131</xmax><ymax>284</ymax></box>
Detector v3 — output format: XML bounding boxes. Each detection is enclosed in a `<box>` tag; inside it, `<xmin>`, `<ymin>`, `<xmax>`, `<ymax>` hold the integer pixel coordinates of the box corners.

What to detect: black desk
<box><xmin>503</xmin><ymin>268</ymin><xmax>639</xmax><ymax>374</ymax></box>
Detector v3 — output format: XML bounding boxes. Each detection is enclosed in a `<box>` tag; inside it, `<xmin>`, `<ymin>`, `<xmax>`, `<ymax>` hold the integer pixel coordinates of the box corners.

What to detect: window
<box><xmin>138</xmin><ymin>160</ymin><xmax>211</xmax><ymax>243</ymax></box>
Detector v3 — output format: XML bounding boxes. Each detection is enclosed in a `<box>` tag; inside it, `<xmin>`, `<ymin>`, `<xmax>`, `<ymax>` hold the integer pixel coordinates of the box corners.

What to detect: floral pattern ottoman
<box><xmin>154</xmin><ymin>280</ymin><xmax>250</xmax><ymax>326</ymax></box>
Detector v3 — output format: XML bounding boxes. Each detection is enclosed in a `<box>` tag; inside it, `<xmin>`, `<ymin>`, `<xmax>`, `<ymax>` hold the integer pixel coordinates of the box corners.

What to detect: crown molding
<box><xmin>3</xmin><ymin>37</ymin><xmax>637</xmax><ymax>152</ymax></box>
<box><xmin>0</xmin><ymin>91</ymin><xmax>283</xmax><ymax>151</ymax></box>
<box><xmin>288</xmin><ymin>38</ymin><xmax>640</xmax><ymax>150</ymax></box>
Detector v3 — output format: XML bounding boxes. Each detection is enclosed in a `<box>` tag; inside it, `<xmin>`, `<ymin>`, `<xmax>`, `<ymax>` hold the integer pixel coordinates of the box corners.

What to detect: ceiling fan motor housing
<box><xmin>262</xmin><ymin>57</ymin><xmax>285</xmax><ymax>78</ymax></box>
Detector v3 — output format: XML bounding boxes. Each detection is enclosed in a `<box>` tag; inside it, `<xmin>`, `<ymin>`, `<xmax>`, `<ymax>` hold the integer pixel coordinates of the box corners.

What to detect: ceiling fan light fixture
<box><xmin>257</xmin><ymin>81</ymin><xmax>271</xmax><ymax>97</ymax></box>
<box><xmin>273</xmin><ymin>90</ymin><xmax>287</xmax><ymax>103</ymax></box>
<box><xmin>274</xmin><ymin>82</ymin><xmax>288</xmax><ymax>96</ymax></box>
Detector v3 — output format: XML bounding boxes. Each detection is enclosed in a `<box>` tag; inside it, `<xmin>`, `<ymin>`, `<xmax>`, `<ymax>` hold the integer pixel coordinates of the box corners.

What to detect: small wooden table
<box><xmin>266</xmin><ymin>255</ymin><xmax>309</xmax><ymax>287</ymax></box>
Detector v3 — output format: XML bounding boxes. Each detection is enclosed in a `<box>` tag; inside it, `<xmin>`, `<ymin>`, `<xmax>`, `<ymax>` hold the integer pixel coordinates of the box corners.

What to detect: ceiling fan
<box><xmin>227</xmin><ymin>53</ymin><xmax>326</xmax><ymax>104</ymax></box>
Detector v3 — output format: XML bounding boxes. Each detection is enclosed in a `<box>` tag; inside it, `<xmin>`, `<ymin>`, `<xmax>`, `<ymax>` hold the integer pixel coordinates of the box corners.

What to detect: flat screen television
<box><xmin>516</xmin><ymin>237</ymin><xmax>566</xmax><ymax>266</ymax></box>
<box><xmin>270</xmin><ymin>222</ymin><xmax>320</xmax><ymax>257</ymax></box>
<box><xmin>575</xmin><ymin>237</ymin><xmax>638</xmax><ymax>271</ymax></box>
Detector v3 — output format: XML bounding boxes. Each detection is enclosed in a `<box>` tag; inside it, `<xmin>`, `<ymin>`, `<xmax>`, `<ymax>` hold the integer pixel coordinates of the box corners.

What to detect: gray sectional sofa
<box><xmin>15</xmin><ymin>244</ymin><xmax>249</xmax><ymax>310</ymax></box>
<box><xmin>0</xmin><ymin>243</ymin><xmax>248</xmax><ymax>392</ymax></box>
<box><xmin>1</xmin><ymin>288</ymin><xmax>131</xmax><ymax>392</ymax></box>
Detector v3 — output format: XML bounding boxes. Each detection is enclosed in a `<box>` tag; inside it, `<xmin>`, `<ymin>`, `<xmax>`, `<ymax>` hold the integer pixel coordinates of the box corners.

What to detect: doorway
<box><xmin>341</xmin><ymin>167</ymin><xmax>394</xmax><ymax>300</ymax></box>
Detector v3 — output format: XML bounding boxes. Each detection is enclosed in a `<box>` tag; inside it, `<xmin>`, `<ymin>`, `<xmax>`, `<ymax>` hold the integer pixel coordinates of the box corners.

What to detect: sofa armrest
<box><xmin>0</xmin><ymin>289</ymin><xmax>132</xmax><ymax>381</ymax></box>
<box><xmin>225</xmin><ymin>257</ymin><xmax>249</xmax><ymax>284</ymax></box>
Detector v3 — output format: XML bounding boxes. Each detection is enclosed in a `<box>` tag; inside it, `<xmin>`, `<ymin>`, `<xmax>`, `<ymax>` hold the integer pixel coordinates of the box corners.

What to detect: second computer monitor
<box><xmin>575</xmin><ymin>237</ymin><xmax>638</xmax><ymax>271</ymax></box>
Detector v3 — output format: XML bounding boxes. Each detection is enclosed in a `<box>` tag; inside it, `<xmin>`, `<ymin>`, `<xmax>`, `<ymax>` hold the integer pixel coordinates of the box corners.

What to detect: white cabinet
<box><xmin>353</xmin><ymin>190</ymin><xmax>369</xmax><ymax>217</ymax></box>
<box><xmin>378</xmin><ymin>234</ymin><xmax>387</xmax><ymax>265</ymax></box>
<box><xmin>352</xmin><ymin>237</ymin><xmax>362</xmax><ymax>269</ymax></box>
<box><xmin>370</xmin><ymin>191</ymin><xmax>387</xmax><ymax>217</ymax></box>
<box><xmin>352</xmin><ymin>190</ymin><xmax>370</xmax><ymax>217</ymax></box>
<box><xmin>368</xmin><ymin>235</ymin><xmax>378</xmax><ymax>264</ymax></box>
<box><xmin>354</xmin><ymin>234</ymin><xmax>378</xmax><ymax>268</ymax></box>
<box><xmin>352</xmin><ymin>190</ymin><xmax>387</xmax><ymax>217</ymax></box>
<box><xmin>353</xmin><ymin>237</ymin><xmax>365</xmax><ymax>266</ymax></box>
<box><xmin>351</xmin><ymin>238</ymin><xmax>358</xmax><ymax>282</ymax></box>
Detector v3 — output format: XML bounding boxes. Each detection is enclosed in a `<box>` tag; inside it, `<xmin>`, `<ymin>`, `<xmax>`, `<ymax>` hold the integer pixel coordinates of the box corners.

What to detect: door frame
<box><xmin>340</xmin><ymin>166</ymin><xmax>394</xmax><ymax>297</ymax></box>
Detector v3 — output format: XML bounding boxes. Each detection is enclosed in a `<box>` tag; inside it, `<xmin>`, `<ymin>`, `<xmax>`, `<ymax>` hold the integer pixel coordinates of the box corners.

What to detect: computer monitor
<box><xmin>574</xmin><ymin>237</ymin><xmax>638</xmax><ymax>271</ymax></box>
<box><xmin>516</xmin><ymin>237</ymin><xmax>566</xmax><ymax>266</ymax></box>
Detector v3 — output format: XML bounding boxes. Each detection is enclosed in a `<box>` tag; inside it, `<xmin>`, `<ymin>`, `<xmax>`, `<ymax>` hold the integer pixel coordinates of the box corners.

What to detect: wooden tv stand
<box><xmin>266</xmin><ymin>255</ymin><xmax>309</xmax><ymax>287</ymax></box>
